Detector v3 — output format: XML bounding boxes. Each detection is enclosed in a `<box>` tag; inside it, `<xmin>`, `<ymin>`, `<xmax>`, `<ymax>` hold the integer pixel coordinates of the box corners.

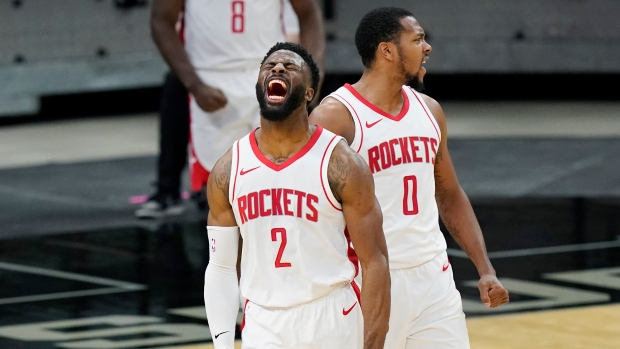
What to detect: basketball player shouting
<box><xmin>310</xmin><ymin>7</ymin><xmax>510</xmax><ymax>349</ymax></box>
<box><xmin>203</xmin><ymin>42</ymin><xmax>391</xmax><ymax>349</ymax></box>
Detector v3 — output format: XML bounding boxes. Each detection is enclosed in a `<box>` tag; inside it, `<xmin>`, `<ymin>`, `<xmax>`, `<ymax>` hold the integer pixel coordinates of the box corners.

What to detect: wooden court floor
<box><xmin>467</xmin><ymin>303</ymin><xmax>620</xmax><ymax>349</ymax></box>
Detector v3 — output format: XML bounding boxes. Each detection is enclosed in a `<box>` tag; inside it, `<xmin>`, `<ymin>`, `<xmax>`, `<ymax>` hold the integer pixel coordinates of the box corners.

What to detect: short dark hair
<box><xmin>355</xmin><ymin>7</ymin><xmax>414</xmax><ymax>68</ymax></box>
<box><xmin>260</xmin><ymin>42</ymin><xmax>320</xmax><ymax>93</ymax></box>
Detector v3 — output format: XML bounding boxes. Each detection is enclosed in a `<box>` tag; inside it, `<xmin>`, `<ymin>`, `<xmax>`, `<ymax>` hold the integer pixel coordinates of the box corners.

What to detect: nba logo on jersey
<box><xmin>211</xmin><ymin>238</ymin><xmax>216</xmax><ymax>252</ymax></box>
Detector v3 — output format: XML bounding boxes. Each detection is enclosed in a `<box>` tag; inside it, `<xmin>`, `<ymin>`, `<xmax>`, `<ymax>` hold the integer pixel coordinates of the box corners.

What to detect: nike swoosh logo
<box><xmin>240</xmin><ymin>166</ymin><xmax>260</xmax><ymax>175</ymax></box>
<box><xmin>214</xmin><ymin>331</ymin><xmax>229</xmax><ymax>339</ymax></box>
<box><xmin>342</xmin><ymin>301</ymin><xmax>358</xmax><ymax>316</ymax></box>
<box><xmin>442</xmin><ymin>262</ymin><xmax>450</xmax><ymax>272</ymax></box>
<box><xmin>365</xmin><ymin>119</ymin><xmax>383</xmax><ymax>128</ymax></box>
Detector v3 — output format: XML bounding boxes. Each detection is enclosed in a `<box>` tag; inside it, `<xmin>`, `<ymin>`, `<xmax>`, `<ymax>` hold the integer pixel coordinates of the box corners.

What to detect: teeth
<box><xmin>269</xmin><ymin>79</ymin><xmax>287</xmax><ymax>89</ymax></box>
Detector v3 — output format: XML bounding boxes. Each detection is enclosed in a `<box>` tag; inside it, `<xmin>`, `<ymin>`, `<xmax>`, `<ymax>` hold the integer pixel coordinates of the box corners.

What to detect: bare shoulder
<box><xmin>310</xmin><ymin>97</ymin><xmax>350</xmax><ymax>122</ymax></box>
<box><xmin>207</xmin><ymin>147</ymin><xmax>233</xmax><ymax>200</ymax></box>
<box><xmin>420</xmin><ymin>93</ymin><xmax>447</xmax><ymax>129</ymax></box>
<box><xmin>310</xmin><ymin>97</ymin><xmax>355</xmax><ymax>144</ymax></box>
<box><xmin>206</xmin><ymin>147</ymin><xmax>240</xmax><ymax>226</ymax></box>
<box><xmin>327</xmin><ymin>139</ymin><xmax>373</xmax><ymax>202</ymax></box>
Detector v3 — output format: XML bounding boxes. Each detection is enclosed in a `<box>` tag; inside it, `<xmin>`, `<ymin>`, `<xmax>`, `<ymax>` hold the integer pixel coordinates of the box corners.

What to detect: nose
<box><xmin>271</xmin><ymin>63</ymin><xmax>286</xmax><ymax>74</ymax></box>
<box><xmin>424</xmin><ymin>41</ymin><xmax>432</xmax><ymax>53</ymax></box>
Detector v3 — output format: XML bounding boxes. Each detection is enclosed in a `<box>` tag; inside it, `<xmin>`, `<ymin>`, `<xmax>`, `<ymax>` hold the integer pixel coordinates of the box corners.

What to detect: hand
<box><xmin>478</xmin><ymin>274</ymin><xmax>509</xmax><ymax>308</ymax></box>
<box><xmin>192</xmin><ymin>83</ymin><xmax>228</xmax><ymax>112</ymax></box>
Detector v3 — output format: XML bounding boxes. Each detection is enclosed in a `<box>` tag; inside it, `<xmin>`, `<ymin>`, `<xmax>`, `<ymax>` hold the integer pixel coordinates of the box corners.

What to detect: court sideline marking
<box><xmin>448</xmin><ymin>239</ymin><xmax>620</xmax><ymax>259</ymax></box>
<box><xmin>0</xmin><ymin>261</ymin><xmax>145</xmax><ymax>305</ymax></box>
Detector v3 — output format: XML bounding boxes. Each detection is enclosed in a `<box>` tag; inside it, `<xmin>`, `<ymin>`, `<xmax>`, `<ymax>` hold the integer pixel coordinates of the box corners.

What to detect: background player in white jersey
<box><xmin>283</xmin><ymin>0</ymin><xmax>301</xmax><ymax>44</ymax></box>
<box><xmin>150</xmin><ymin>0</ymin><xmax>325</xmax><ymax>210</ymax></box>
<box><xmin>309</xmin><ymin>7</ymin><xmax>510</xmax><ymax>349</ymax></box>
<box><xmin>203</xmin><ymin>42</ymin><xmax>390</xmax><ymax>349</ymax></box>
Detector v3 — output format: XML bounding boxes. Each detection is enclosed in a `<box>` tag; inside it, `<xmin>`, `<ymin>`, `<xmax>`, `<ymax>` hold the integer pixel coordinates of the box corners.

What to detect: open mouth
<box><xmin>266</xmin><ymin>78</ymin><xmax>288</xmax><ymax>103</ymax></box>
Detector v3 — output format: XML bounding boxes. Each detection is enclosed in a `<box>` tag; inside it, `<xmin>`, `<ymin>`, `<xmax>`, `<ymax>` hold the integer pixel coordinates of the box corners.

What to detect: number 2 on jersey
<box><xmin>271</xmin><ymin>228</ymin><xmax>292</xmax><ymax>268</ymax></box>
<box><xmin>403</xmin><ymin>175</ymin><xmax>419</xmax><ymax>215</ymax></box>
<box><xmin>231</xmin><ymin>0</ymin><xmax>245</xmax><ymax>33</ymax></box>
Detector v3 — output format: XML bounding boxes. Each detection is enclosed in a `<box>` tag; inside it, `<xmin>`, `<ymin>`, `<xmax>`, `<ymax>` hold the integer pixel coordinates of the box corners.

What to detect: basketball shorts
<box><xmin>384</xmin><ymin>251</ymin><xmax>470</xmax><ymax>349</ymax></box>
<box><xmin>241</xmin><ymin>285</ymin><xmax>363</xmax><ymax>349</ymax></box>
<box><xmin>189</xmin><ymin>68</ymin><xmax>260</xmax><ymax>191</ymax></box>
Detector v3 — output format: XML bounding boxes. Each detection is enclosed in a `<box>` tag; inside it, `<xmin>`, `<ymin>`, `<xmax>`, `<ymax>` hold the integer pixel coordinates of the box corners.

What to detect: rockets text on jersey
<box><xmin>229</xmin><ymin>126</ymin><xmax>357</xmax><ymax>307</ymax></box>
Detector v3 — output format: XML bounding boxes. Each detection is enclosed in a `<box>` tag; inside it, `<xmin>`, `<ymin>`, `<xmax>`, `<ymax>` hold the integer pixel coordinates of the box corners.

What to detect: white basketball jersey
<box><xmin>184</xmin><ymin>0</ymin><xmax>287</xmax><ymax>70</ymax></box>
<box><xmin>229</xmin><ymin>126</ymin><xmax>356</xmax><ymax>307</ymax></box>
<box><xmin>327</xmin><ymin>84</ymin><xmax>447</xmax><ymax>269</ymax></box>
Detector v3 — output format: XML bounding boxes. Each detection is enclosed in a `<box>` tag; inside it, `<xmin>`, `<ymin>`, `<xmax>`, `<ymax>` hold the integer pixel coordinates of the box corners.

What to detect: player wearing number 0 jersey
<box><xmin>204</xmin><ymin>43</ymin><xmax>390</xmax><ymax>349</ymax></box>
<box><xmin>151</xmin><ymin>0</ymin><xmax>325</xmax><ymax>200</ymax></box>
<box><xmin>322</xmin><ymin>83</ymin><xmax>470</xmax><ymax>349</ymax></box>
<box><xmin>310</xmin><ymin>7</ymin><xmax>509</xmax><ymax>349</ymax></box>
<box><xmin>328</xmin><ymin>84</ymin><xmax>444</xmax><ymax>269</ymax></box>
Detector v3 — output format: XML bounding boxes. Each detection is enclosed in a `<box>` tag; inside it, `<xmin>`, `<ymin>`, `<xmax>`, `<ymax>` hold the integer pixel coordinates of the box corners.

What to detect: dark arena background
<box><xmin>1</xmin><ymin>1</ymin><xmax>619</xmax><ymax>348</ymax></box>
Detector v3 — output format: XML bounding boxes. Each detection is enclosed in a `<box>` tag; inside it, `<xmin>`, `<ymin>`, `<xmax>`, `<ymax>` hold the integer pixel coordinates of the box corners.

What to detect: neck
<box><xmin>352</xmin><ymin>68</ymin><xmax>406</xmax><ymax>115</ymax></box>
<box><xmin>256</xmin><ymin>106</ymin><xmax>314</xmax><ymax>164</ymax></box>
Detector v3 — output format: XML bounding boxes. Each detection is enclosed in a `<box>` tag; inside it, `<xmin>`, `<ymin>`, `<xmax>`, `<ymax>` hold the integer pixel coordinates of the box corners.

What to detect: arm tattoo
<box><xmin>328</xmin><ymin>152</ymin><xmax>351</xmax><ymax>201</ymax></box>
<box><xmin>214</xmin><ymin>158</ymin><xmax>232</xmax><ymax>199</ymax></box>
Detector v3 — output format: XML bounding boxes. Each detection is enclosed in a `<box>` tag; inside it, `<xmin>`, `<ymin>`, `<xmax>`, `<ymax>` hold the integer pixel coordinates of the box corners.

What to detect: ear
<box><xmin>305</xmin><ymin>87</ymin><xmax>315</xmax><ymax>102</ymax></box>
<box><xmin>378</xmin><ymin>42</ymin><xmax>396</xmax><ymax>62</ymax></box>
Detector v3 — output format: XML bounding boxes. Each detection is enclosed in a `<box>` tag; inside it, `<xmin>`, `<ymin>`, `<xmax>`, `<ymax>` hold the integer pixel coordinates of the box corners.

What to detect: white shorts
<box><xmin>241</xmin><ymin>285</ymin><xmax>363</xmax><ymax>349</ymax></box>
<box><xmin>189</xmin><ymin>68</ymin><xmax>260</xmax><ymax>191</ymax></box>
<box><xmin>384</xmin><ymin>251</ymin><xmax>469</xmax><ymax>349</ymax></box>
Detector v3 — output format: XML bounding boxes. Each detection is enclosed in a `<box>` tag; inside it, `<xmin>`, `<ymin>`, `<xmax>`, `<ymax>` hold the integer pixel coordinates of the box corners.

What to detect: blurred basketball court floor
<box><xmin>0</xmin><ymin>101</ymin><xmax>619</xmax><ymax>348</ymax></box>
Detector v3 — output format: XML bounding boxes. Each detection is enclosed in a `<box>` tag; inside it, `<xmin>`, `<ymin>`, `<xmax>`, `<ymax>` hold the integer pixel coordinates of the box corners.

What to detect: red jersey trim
<box><xmin>351</xmin><ymin>279</ymin><xmax>361</xmax><ymax>304</ymax></box>
<box><xmin>250</xmin><ymin>126</ymin><xmax>324</xmax><ymax>171</ymax></box>
<box><xmin>332</xmin><ymin>93</ymin><xmax>364</xmax><ymax>153</ymax></box>
<box><xmin>320</xmin><ymin>134</ymin><xmax>343</xmax><ymax>211</ymax></box>
<box><xmin>409</xmin><ymin>87</ymin><xmax>441</xmax><ymax>140</ymax></box>
<box><xmin>344</xmin><ymin>83</ymin><xmax>410</xmax><ymax>122</ymax></box>
<box><xmin>239</xmin><ymin>299</ymin><xmax>249</xmax><ymax>332</ymax></box>
<box><xmin>344</xmin><ymin>227</ymin><xmax>360</xmax><ymax>278</ymax></box>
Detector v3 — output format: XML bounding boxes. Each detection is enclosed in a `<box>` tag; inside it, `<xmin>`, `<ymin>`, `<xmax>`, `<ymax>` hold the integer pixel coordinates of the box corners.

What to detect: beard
<box><xmin>405</xmin><ymin>72</ymin><xmax>425</xmax><ymax>92</ymax></box>
<box><xmin>397</xmin><ymin>46</ymin><xmax>426</xmax><ymax>92</ymax></box>
<box><xmin>255</xmin><ymin>82</ymin><xmax>307</xmax><ymax>122</ymax></box>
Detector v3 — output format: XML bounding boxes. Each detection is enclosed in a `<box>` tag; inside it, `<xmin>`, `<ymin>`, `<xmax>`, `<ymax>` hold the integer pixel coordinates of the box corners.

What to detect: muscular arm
<box><xmin>204</xmin><ymin>149</ymin><xmax>241</xmax><ymax>349</ymax></box>
<box><xmin>424</xmin><ymin>94</ymin><xmax>509</xmax><ymax>308</ymax></box>
<box><xmin>206</xmin><ymin>148</ymin><xmax>236</xmax><ymax>227</ymax></box>
<box><xmin>206</xmin><ymin>148</ymin><xmax>243</xmax><ymax>280</ymax></box>
<box><xmin>151</xmin><ymin>0</ymin><xmax>226</xmax><ymax>111</ymax></box>
<box><xmin>151</xmin><ymin>0</ymin><xmax>201</xmax><ymax>95</ymax></box>
<box><xmin>309</xmin><ymin>97</ymin><xmax>356</xmax><ymax>145</ymax></box>
<box><xmin>328</xmin><ymin>141</ymin><xmax>390</xmax><ymax>349</ymax></box>
<box><xmin>289</xmin><ymin>0</ymin><xmax>325</xmax><ymax>104</ymax></box>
